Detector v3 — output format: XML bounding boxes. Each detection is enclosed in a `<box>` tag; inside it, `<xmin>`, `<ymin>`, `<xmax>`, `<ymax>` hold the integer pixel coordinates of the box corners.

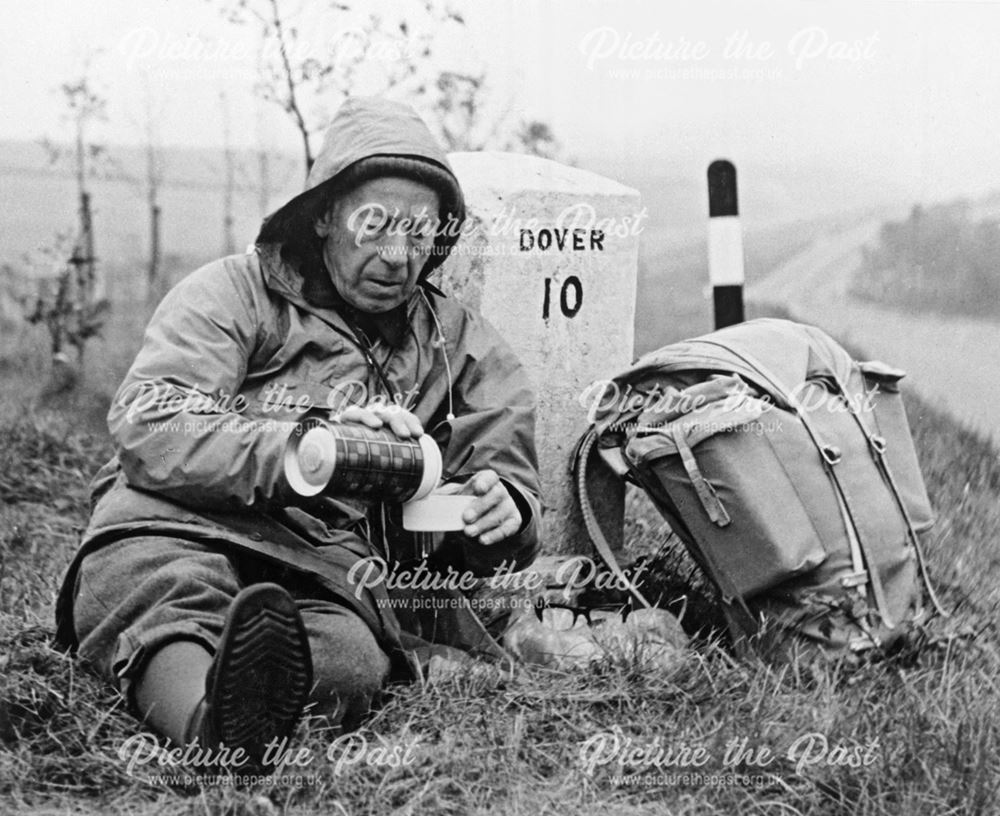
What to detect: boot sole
<box><xmin>208</xmin><ymin>583</ymin><xmax>313</xmax><ymax>768</ymax></box>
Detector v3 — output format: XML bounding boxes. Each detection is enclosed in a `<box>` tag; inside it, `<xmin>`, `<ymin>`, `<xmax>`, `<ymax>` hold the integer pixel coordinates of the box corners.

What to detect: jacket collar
<box><xmin>255</xmin><ymin>243</ymin><xmax>423</xmax><ymax>349</ymax></box>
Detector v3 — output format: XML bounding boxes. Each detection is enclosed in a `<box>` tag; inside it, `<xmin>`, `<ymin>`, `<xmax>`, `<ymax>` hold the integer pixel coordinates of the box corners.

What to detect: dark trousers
<box><xmin>72</xmin><ymin>536</ymin><xmax>391</xmax><ymax>731</ymax></box>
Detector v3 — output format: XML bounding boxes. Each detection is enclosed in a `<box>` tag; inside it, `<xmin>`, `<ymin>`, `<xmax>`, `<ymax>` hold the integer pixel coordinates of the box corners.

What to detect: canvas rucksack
<box><xmin>574</xmin><ymin>318</ymin><xmax>946</xmax><ymax>658</ymax></box>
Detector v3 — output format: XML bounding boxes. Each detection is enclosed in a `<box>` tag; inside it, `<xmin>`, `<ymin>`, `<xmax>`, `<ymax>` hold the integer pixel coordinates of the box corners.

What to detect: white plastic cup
<box><xmin>402</xmin><ymin>493</ymin><xmax>476</xmax><ymax>532</ymax></box>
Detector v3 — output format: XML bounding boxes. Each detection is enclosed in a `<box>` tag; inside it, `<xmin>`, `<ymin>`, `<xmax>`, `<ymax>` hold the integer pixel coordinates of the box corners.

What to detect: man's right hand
<box><xmin>333</xmin><ymin>404</ymin><xmax>424</xmax><ymax>439</ymax></box>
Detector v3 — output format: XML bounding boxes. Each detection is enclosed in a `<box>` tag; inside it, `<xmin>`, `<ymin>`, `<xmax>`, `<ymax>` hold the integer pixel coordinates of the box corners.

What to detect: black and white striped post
<box><xmin>707</xmin><ymin>159</ymin><xmax>745</xmax><ymax>329</ymax></box>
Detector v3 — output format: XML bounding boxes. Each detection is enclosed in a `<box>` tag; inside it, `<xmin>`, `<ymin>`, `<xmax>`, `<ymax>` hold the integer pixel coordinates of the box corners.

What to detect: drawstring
<box><xmin>420</xmin><ymin>289</ymin><xmax>455</xmax><ymax>421</ymax></box>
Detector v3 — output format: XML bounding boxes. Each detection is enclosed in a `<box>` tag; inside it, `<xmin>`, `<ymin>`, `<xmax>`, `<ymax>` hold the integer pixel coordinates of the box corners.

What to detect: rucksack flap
<box><xmin>578</xmin><ymin>318</ymin><xmax>945</xmax><ymax>657</ymax></box>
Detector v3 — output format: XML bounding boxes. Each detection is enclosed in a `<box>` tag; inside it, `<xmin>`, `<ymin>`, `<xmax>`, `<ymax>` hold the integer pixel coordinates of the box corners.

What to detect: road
<box><xmin>748</xmin><ymin>215</ymin><xmax>1000</xmax><ymax>444</ymax></box>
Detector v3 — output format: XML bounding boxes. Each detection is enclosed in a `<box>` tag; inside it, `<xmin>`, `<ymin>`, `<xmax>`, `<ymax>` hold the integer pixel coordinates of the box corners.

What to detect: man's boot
<box><xmin>185</xmin><ymin>582</ymin><xmax>313</xmax><ymax>772</ymax></box>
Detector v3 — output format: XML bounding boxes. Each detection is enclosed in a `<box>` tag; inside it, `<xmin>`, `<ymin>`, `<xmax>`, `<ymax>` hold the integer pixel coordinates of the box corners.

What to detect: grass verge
<box><xmin>1</xmin><ymin>374</ymin><xmax>999</xmax><ymax>815</ymax></box>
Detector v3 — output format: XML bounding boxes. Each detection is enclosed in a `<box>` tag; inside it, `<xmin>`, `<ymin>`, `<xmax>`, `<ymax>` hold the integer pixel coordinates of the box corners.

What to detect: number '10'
<box><xmin>542</xmin><ymin>276</ymin><xmax>583</xmax><ymax>319</ymax></box>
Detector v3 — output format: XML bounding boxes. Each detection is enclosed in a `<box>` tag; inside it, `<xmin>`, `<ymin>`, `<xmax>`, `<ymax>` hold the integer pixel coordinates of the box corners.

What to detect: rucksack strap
<box><xmin>573</xmin><ymin>427</ymin><xmax>653</xmax><ymax>610</ymax></box>
<box><xmin>671</xmin><ymin>424</ymin><xmax>732</xmax><ymax>527</ymax></box>
<box><xmin>826</xmin><ymin>372</ymin><xmax>949</xmax><ymax>619</ymax></box>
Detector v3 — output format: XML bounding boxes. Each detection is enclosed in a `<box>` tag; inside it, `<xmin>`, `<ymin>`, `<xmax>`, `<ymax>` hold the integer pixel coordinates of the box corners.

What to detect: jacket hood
<box><xmin>256</xmin><ymin>97</ymin><xmax>465</xmax><ymax>282</ymax></box>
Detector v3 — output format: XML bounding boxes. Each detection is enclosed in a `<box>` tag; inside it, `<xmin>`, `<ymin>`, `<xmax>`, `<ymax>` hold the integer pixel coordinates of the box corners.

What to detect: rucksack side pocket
<box><xmin>625</xmin><ymin>398</ymin><xmax>830</xmax><ymax>599</ymax></box>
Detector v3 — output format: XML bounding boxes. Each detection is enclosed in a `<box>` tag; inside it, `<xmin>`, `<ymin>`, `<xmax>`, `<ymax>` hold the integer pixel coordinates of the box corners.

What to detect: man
<box><xmin>54</xmin><ymin>97</ymin><xmax>541</xmax><ymax>770</ymax></box>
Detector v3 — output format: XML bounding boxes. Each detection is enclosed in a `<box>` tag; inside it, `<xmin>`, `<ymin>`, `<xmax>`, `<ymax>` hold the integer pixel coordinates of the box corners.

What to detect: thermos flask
<box><xmin>283</xmin><ymin>416</ymin><xmax>442</xmax><ymax>502</ymax></box>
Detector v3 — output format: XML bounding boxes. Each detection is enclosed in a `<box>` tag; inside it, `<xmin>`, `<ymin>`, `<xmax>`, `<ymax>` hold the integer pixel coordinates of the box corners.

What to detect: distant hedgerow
<box><xmin>853</xmin><ymin>199</ymin><xmax>1000</xmax><ymax>318</ymax></box>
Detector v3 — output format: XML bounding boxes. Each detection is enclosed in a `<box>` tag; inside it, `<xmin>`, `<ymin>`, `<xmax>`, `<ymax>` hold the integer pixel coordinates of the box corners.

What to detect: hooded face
<box><xmin>314</xmin><ymin>176</ymin><xmax>441</xmax><ymax>314</ymax></box>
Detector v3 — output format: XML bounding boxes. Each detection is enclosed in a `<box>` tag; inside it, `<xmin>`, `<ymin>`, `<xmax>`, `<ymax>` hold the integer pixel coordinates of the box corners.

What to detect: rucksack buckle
<box><xmin>869</xmin><ymin>434</ymin><xmax>887</xmax><ymax>455</ymax></box>
<box><xmin>821</xmin><ymin>444</ymin><xmax>842</xmax><ymax>466</ymax></box>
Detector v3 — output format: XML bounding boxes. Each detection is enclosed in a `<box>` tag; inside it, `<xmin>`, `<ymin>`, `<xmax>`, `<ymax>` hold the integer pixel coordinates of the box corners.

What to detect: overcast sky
<box><xmin>3</xmin><ymin>0</ymin><xmax>1000</xmax><ymax>208</ymax></box>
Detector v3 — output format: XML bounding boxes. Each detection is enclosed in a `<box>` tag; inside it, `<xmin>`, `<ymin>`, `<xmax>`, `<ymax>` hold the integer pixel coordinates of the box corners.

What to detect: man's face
<box><xmin>315</xmin><ymin>177</ymin><xmax>440</xmax><ymax>314</ymax></box>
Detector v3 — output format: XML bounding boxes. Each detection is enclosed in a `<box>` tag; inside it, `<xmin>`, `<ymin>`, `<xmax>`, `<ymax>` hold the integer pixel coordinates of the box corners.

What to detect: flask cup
<box><xmin>283</xmin><ymin>416</ymin><xmax>441</xmax><ymax>502</ymax></box>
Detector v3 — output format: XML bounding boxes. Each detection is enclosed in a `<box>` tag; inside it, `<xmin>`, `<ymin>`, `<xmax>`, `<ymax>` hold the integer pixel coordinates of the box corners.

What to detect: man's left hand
<box><xmin>440</xmin><ymin>470</ymin><xmax>522</xmax><ymax>546</ymax></box>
